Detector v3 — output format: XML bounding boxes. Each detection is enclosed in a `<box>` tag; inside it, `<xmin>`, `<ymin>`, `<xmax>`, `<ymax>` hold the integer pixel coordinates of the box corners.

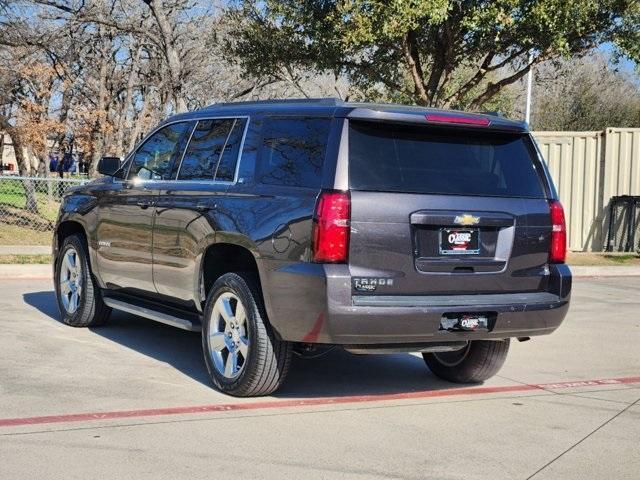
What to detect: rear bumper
<box><xmin>262</xmin><ymin>262</ymin><xmax>571</xmax><ymax>345</ymax></box>
<box><xmin>326</xmin><ymin>291</ymin><xmax>568</xmax><ymax>344</ymax></box>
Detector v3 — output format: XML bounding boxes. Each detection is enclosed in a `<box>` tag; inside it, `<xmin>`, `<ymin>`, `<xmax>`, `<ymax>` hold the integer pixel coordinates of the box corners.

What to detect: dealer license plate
<box><xmin>439</xmin><ymin>228</ymin><xmax>480</xmax><ymax>255</ymax></box>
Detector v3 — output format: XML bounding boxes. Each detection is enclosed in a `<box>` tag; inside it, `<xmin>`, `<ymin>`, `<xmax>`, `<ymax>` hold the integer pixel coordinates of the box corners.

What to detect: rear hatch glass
<box><xmin>348</xmin><ymin>121</ymin><xmax>545</xmax><ymax>198</ymax></box>
<box><xmin>346</xmin><ymin>120</ymin><xmax>552</xmax><ymax>296</ymax></box>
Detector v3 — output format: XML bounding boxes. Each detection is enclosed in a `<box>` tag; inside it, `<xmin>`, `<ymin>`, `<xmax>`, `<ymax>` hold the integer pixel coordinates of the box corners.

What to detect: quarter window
<box><xmin>178</xmin><ymin>118</ymin><xmax>246</xmax><ymax>182</ymax></box>
<box><xmin>260</xmin><ymin>118</ymin><xmax>331</xmax><ymax>188</ymax></box>
<box><xmin>214</xmin><ymin>119</ymin><xmax>246</xmax><ymax>182</ymax></box>
<box><xmin>128</xmin><ymin>122</ymin><xmax>193</xmax><ymax>181</ymax></box>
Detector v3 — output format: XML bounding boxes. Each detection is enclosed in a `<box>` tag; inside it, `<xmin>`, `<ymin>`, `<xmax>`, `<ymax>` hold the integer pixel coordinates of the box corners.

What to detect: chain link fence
<box><xmin>0</xmin><ymin>175</ymin><xmax>89</xmax><ymax>246</ymax></box>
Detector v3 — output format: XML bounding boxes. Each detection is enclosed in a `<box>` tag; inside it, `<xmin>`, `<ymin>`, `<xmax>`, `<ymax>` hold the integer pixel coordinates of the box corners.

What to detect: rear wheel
<box><xmin>423</xmin><ymin>339</ymin><xmax>510</xmax><ymax>383</ymax></box>
<box><xmin>55</xmin><ymin>234</ymin><xmax>111</xmax><ymax>327</ymax></box>
<box><xmin>202</xmin><ymin>272</ymin><xmax>292</xmax><ymax>397</ymax></box>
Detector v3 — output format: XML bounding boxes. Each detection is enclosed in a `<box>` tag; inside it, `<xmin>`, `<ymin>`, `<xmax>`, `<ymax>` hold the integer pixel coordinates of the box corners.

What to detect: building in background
<box><xmin>0</xmin><ymin>131</ymin><xmax>84</xmax><ymax>175</ymax></box>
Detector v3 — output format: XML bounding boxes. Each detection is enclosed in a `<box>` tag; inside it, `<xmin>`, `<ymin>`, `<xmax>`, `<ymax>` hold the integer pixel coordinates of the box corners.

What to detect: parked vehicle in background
<box><xmin>52</xmin><ymin>99</ymin><xmax>571</xmax><ymax>397</ymax></box>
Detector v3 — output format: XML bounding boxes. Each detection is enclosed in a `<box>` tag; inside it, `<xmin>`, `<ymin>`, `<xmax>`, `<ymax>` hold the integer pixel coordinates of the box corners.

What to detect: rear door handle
<box><xmin>195</xmin><ymin>202</ymin><xmax>213</xmax><ymax>212</ymax></box>
<box><xmin>193</xmin><ymin>196</ymin><xmax>218</xmax><ymax>212</ymax></box>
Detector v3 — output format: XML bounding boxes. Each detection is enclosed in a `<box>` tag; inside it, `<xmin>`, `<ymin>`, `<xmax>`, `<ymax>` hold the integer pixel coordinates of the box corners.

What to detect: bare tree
<box><xmin>141</xmin><ymin>0</ymin><xmax>187</xmax><ymax>112</ymax></box>
<box><xmin>529</xmin><ymin>55</ymin><xmax>640</xmax><ymax>131</ymax></box>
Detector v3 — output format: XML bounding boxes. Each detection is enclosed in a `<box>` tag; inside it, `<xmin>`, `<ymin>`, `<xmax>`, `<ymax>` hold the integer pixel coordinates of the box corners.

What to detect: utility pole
<box><xmin>525</xmin><ymin>52</ymin><xmax>534</xmax><ymax>125</ymax></box>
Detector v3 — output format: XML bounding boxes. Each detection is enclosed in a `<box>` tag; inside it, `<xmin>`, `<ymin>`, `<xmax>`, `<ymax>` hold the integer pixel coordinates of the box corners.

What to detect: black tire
<box><xmin>423</xmin><ymin>339</ymin><xmax>510</xmax><ymax>383</ymax></box>
<box><xmin>202</xmin><ymin>272</ymin><xmax>292</xmax><ymax>397</ymax></box>
<box><xmin>55</xmin><ymin>234</ymin><xmax>111</xmax><ymax>327</ymax></box>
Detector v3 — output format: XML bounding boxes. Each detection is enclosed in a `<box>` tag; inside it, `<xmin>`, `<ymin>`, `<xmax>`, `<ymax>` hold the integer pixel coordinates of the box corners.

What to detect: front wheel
<box><xmin>202</xmin><ymin>272</ymin><xmax>292</xmax><ymax>397</ymax></box>
<box><xmin>55</xmin><ymin>234</ymin><xmax>111</xmax><ymax>327</ymax></box>
<box><xmin>423</xmin><ymin>339</ymin><xmax>510</xmax><ymax>383</ymax></box>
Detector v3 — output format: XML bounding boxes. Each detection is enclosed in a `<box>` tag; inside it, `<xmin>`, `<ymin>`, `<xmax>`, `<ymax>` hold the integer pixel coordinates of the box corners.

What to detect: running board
<box><xmin>103</xmin><ymin>298</ymin><xmax>201</xmax><ymax>332</ymax></box>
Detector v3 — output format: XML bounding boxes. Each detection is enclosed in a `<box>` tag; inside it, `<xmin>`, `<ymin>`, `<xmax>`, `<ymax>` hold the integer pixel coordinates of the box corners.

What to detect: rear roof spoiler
<box><xmin>346</xmin><ymin>108</ymin><xmax>527</xmax><ymax>133</ymax></box>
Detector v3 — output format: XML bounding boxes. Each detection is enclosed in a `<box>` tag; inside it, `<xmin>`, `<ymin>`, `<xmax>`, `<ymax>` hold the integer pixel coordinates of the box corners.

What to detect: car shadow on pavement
<box><xmin>24</xmin><ymin>290</ymin><xmax>461</xmax><ymax>398</ymax></box>
<box><xmin>279</xmin><ymin>349</ymin><xmax>458</xmax><ymax>398</ymax></box>
<box><xmin>23</xmin><ymin>290</ymin><xmax>213</xmax><ymax>387</ymax></box>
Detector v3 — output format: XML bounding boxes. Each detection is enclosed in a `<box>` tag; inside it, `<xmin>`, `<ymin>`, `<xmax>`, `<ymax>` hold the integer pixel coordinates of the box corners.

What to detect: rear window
<box><xmin>348</xmin><ymin>121</ymin><xmax>545</xmax><ymax>198</ymax></box>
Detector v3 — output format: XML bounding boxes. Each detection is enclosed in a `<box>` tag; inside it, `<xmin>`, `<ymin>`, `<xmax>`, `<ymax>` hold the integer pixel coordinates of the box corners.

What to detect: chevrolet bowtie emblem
<box><xmin>454</xmin><ymin>214</ymin><xmax>480</xmax><ymax>226</ymax></box>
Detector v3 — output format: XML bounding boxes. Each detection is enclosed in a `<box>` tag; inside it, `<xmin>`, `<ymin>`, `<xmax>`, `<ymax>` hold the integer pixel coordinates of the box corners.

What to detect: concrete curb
<box><xmin>0</xmin><ymin>264</ymin><xmax>639</xmax><ymax>280</ymax></box>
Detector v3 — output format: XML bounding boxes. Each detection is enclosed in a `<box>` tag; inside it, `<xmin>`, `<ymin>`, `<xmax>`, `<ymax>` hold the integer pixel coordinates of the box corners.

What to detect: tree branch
<box><xmin>229</xmin><ymin>79</ymin><xmax>278</xmax><ymax>100</ymax></box>
<box><xmin>402</xmin><ymin>31</ymin><xmax>429</xmax><ymax>105</ymax></box>
<box><xmin>468</xmin><ymin>54</ymin><xmax>546</xmax><ymax>109</ymax></box>
<box><xmin>31</xmin><ymin>0</ymin><xmax>85</xmax><ymax>14</ymax></box>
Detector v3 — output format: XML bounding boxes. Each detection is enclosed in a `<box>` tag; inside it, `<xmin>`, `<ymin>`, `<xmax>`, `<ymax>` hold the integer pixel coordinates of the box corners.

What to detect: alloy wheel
<box><xmin>59</xmin><ymin>247</ymin><xmax>82</xmax><ymax>314</ymax></box>
<box><xmin>207</xmin><ymin>292</ymin><xmax>249</xmax><ymax>379</ymax></box>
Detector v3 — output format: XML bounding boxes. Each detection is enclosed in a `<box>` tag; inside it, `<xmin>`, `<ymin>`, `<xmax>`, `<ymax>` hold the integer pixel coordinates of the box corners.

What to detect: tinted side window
<box><xmin>260</xmin><ymin>117</ymin><xmax>331</xmax><ymax>188</ymax></box>
<box><xmin>128</xmin><ymin>122</ymin><xmax>192</xmax><ymax>181</ymax></box>
<box><xmin>214</xmin><ymin>119</ymin><xmax>247</xmax><ymax>182</ymax></box>
<box><xmin>178</xmin><ymin>119</ymin><xmax>234</xmax><ymax>181</ymax></box>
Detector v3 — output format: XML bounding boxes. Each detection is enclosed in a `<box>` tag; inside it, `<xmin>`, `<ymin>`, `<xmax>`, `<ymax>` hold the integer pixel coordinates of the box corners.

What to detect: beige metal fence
<box><xmin>534</xmin><ymin>128</ymin><xmax>640</xmax><ymax>251</ymax></box>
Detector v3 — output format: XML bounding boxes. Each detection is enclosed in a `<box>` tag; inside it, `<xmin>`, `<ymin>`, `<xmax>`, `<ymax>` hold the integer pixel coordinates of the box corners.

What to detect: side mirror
<box><xmin>98</xmin><ymin>156</ymin><xmax>122</xmax><ymax>177</ymax></box>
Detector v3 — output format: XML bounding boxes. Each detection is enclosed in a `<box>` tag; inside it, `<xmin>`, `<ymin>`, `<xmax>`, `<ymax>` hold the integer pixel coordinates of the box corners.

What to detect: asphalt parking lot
<box><xmin>0</xmin><ymin>277</ymin><xmax>639</xmax><ymax>480</ymax></box>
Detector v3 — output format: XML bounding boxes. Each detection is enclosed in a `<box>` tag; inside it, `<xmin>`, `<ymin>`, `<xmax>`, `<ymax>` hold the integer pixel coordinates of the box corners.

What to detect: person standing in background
<box><xmin>49</xmin><ymin>154</ymin><xmax>58</xmax><ymax>173</ymax></box>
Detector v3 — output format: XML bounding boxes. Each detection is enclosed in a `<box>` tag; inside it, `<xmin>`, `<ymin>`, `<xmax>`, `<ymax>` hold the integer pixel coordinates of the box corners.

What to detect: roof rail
<box><xmin>208</xmin><ymin>97</ymin><xmax>343</xmax><ymax>108</ymax></box>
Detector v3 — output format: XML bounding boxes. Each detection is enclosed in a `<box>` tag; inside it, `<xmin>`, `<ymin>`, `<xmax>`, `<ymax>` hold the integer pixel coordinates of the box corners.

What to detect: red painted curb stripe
<box><xmin>2</xmin><ymin>375</ymin><xmax>639</xmax><ymax>428</ymax></box>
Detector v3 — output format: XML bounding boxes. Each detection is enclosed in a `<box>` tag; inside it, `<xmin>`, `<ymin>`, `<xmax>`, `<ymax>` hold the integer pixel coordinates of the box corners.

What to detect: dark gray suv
<box><xmin>53</xmin><ymin>98</ymin><xmax>571</xmax><ymax>396</ymax></box>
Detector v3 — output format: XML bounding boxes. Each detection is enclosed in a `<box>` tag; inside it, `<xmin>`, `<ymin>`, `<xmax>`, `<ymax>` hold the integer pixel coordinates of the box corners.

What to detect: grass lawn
<box><xmin>0</xmin><ymin>254</ymin><xmax>51</xmax><ymax>264</ymax></box>
<box><xmin>0</xmin><ymin>179</ymin><xmax>62</xmax><ymax>245</ymax></box>
<box><xmin>566</xmin><ymin>252</ymin><xmax>640</xmax><ymax>266</ymax></box>
<box><xmin>0</xmin><ymin>180</ymin><xmax>60</xmax><ymax>222</ymax></box>
<box><xmin>0</xmin><ymin>225</ymin><xmax>53</xmax><ymax>246</ymax></box>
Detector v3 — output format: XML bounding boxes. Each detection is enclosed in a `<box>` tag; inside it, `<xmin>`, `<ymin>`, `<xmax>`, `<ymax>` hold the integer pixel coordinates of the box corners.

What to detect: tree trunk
<box><xmin>55</xmin><ymin>80</ymin><xmax>72</xmax><ymax>159</ymax></box>
<box><xmin>402</xmin><ymin>32</ymin><xmax>429</xmax><ymax>106</ymax></box>
<box><xmin>115</xmin><ymin>42</ymin><xmax>141</xmax><ymax>157</ymax></box>
<box><xmin>5</xmin><ymin>126</ymin><xmax>39</xmax><ymax>213</ymax></box>
<box><xmin>89</xmin><ymin>31</ymin><xmax>110</xmax><ymax>177</ymax></box>
<box><xmin>127</xmin><ymin>88</ymin><xmax>153</xmax><ymax>152</ymax></box>
<box><xmin>0</xmin><ymin>132</ymin><xmax>5</xmax><ymax>175</ymax></box>
<box><xmin>36</xmin><ymin>133</ymin><xmax>48</xmax><ymax>177</ymax></box>
<box><xmin>143</xmin><ymin>0</ymin><xmax>188</xmax><ymax>112</ymax></box>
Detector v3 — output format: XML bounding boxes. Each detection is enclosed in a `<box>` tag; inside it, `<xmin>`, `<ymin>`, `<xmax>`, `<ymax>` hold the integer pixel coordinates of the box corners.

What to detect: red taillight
<box><xmin>312</xmin><ymin>191</ymin><xmax>350</xmax><ymax>263</ymax></box>
<box><xmin>549</xmin><ymin>200</ymin><xmax>566</xmax><ymax>263</ymax></box>
<box><xmin>425</xmin><ymin>113</ymin><xmax>491</xmax><ymax>126</ymax></box>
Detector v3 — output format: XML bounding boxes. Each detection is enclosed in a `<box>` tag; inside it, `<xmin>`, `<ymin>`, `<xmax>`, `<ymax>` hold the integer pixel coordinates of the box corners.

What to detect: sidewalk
<box><xmin>0</xmin><ymin>264</ymin><xmax>51</xmax><ymax>278</ymax></box>
<box><xmin>0</xmin><ymin>246</ymin><xmax>51</xmax><ymax>255</ymax></box>
<box><xmin>569</xmin><ymin>265</ymin><xmax>640</xmax><ymax>278</ymax></box>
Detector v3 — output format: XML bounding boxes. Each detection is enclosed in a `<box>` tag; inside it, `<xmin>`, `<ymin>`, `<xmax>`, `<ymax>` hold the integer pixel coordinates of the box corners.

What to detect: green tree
<box><xmin>225</xmin><ymin>0</ymin><xmax>640</xmax><ymax>109</ymax></box>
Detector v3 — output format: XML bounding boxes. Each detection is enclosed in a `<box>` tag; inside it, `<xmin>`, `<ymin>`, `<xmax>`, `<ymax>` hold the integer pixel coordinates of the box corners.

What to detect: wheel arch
<box><xmin>56</xmin><ymin>219</ymin><xmax>87</xmax><ymax>246</ymax></box>
<box><xmin>199</xmin><ymin>242</ymin><xmax>282</xmax><ymax>336</ymax></box>
<box><xmin>55</xmin><ymin>219</ymin><xmax>90</xmax><ymax>263</ymax></box>
<box><xmin>200</xmin><ymin>242</ymin><xmax>261</xmax><ymax>299</ymax></box>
